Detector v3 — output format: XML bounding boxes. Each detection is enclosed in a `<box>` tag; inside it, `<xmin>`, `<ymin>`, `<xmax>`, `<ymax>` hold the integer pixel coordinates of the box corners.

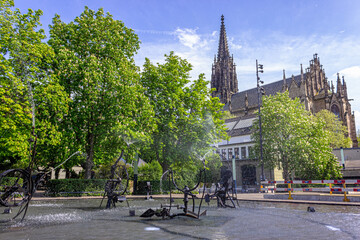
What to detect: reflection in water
<box><xmin>326</xmin><ymin>226</ymin><xmax>341</xmax><ymax>231</ymax></box>
<box><xmin>0</xmin><ymin>199</ymin><xmax>359</xmax><ymax>239</ymax></box>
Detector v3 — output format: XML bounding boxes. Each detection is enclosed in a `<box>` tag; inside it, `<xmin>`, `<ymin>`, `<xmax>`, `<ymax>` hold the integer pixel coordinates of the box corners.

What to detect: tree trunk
<box><xmin>85</xmin><ymin>132</ymin><xmax>95</xmax><ymax>179</ymax></box>
<box><xmin>55</xmin><ymin>168</ymin><xmax>60</xmax><ymax>179</ymax></box>
<box><xmin>65</xmin><ymin>168</ymin><xmax>71</xmax><ymax>179</ymax></box>
<box><xmin>282</xmin><ymin>156</ymin><xmax>290</xmax><ymax>181</ymax></box>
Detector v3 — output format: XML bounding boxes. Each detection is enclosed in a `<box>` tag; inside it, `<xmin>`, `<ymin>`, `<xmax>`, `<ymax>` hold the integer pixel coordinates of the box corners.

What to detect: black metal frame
<box><xmin>99</xmin><ymin>151</ymin><xmax>129</xmax><ymax>209</ymax></box>
<box><xmin>205</xmin><ymin>168</ymin><xmax>238</xmax><ymax>208</ymax></box>
<box><xmin>140</xmin><ymin>164</ymin><xmax>207</xmax><ymax>219</ymax></box>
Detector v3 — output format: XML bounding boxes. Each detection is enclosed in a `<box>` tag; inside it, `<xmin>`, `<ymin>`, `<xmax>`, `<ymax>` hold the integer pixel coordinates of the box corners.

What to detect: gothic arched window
<box><xmin>331</xmin><ymin>104</ymin><xmax>340</xmax><ymax>118</ymax></box>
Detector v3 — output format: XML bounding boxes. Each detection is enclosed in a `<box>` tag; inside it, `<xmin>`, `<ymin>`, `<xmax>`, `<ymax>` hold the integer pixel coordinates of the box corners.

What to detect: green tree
<box><xmin>204</xmin><ymin>153</ymin><xmax>222</xmax><ymax>185</ymax></box>
<box><xmin>49</xmin><ymin>7</ymin><xmax>155</xmax><ymax>178</ymax></box>
<box><xmin>315</xmin><ymin>110</ymin><xmax>352</xmax><ymax>148</ymax></box>
<box><xmin>140</xmin><ymin>52</ymin><xmax>227</xmax><ymax>172</ymax></box>
<box><xmin>251</xmin><ymin>91</ymin><xmax>341</xmax><ymax>180</ymax></box>
<box><xmin>0</xmin><ymin>0</ymin><xmax>68</xmax><ymax>168</ymax></box>
<box><xmin>138</xmin><ymin>161</ymin><xmax>162</xmax><ymax>181</ymax></box>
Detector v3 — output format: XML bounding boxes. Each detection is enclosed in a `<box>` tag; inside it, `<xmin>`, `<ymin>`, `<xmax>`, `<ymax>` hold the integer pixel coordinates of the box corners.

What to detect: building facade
<box><xmin>213</xmin><ymin>16</ymin><xmax>358</xmax><ymax>189</ymax></box>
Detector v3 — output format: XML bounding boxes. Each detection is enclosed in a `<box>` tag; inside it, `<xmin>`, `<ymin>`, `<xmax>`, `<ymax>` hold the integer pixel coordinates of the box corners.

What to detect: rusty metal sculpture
<box><xmin>140</xmin><ymin>162</ymin><xmax>207</xmax><ymax>219</ymax></box>
<box><xmin>204</xmin><ymin>167</ymin><xmax>238</xmax><ymax>208</ymax></box>
<box><xmin>99</xmin><ymin>152</ymin><xmax>129</xmax><ymax>209</ymax></box>
<box><xmin>0</xmin><ymin>137</ymin><xmax>81</xmax><ymax>222</ymax></box>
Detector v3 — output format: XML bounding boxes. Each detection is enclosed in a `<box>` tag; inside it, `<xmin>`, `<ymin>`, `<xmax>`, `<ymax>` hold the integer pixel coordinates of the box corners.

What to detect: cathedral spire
<box><xmin>300</xmin><ymin>64</ymin><xmax>304</xmax><ymax>82</ymax></box>
<box><xmin>336</xmin><ymin>73</ymin><xmax>342</xmax><ymax>94</ymax></box>
<box><xmin>217</xmin><ymin>15</ymin><xmax>230</xmax><ymax>61</ymax></box>
<box><xmin>211</xmin><ymin>15</ymin><xmax>238</xmax><ymax>104</ymax></box>
<box><xmin>282</xmin><ymin>69</ymin><xmax>288</xmax><ymax>91</ymax></box>
<box><xmin>342</xmin><ymin>76</ymin><xmax>348</xmax><ymax>99</ymax></box>
<box><xmin>283</xmin><ymin>69</ymin><xmax>286</xmax><ymax>82</ymax></box>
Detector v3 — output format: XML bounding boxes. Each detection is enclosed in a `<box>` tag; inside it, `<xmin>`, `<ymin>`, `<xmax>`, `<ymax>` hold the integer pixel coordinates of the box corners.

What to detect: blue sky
<box><xmin>14</xmin><ymin>0</ymin><xmax>360</xmax><ymax>132</ymax></box>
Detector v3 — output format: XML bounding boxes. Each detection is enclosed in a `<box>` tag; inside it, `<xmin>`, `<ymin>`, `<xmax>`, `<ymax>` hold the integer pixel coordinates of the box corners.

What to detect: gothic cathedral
<box><xmin>211</xmin><ymin>16</ymin><xmax>358</xmax><ymax>147</ymax></box>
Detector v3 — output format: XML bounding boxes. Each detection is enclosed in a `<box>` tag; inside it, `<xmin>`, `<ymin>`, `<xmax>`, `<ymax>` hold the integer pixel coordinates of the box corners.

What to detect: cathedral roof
<box><xmin>230</xmin><ymin>74</ymin><xmax>302</xmax><ymax>111</ymax></box>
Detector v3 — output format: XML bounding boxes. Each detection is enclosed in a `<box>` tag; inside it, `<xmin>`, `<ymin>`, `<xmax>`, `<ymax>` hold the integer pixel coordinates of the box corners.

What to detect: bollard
<box><xmin>329</xmin><ymin>183</ymin><xmax>332</xmax><ymax>195</ymax></box>
<box><xmin>129</xmin><ymin>209</ymin><xmax>135</xmax><ymax>216</ymax></box>
<box><xmin>288</xmin><ymin>183</ymin><xmax>293</xmax><ymax>200</ymax></box>
<box><xmin>343</xmin><ymin>183</ymin><xmax>350</xmax><ymax>202</ymax></box>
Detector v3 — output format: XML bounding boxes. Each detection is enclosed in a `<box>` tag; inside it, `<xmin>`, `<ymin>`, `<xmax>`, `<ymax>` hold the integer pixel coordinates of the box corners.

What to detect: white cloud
<box><xmin>229</xmin><ymin>37</ymin><xmax>242</xmax><ymax>50</ymax></box>
<box><xmin>355</xmin><ymin>111</ymin><xmax>360</xmax><ymax>134</ymax></box>
<box><xmin>175</xmin><ymin>28</ymin><xmax>205</xmax><ymax>49</ymax></box>
<box><xmin>338</xmin><ymin>66</ymin><xmax>360</xmax><ymax>79</ymax></box>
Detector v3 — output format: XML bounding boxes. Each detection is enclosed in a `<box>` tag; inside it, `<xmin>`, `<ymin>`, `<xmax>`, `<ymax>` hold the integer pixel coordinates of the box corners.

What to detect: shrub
<box><xmin>46</xmin><ymin>179</ymin><xmax>107</xmax><ymax>196</ymax></box>
<box><xmin>136</xmin><ymin>180</ymin><xmax>172</xmax><ymax>195</ymax></box>
<box><xmin>138</xmin><ymin>161</ymin><xmax>162</xmax><ymax>181</ymax></box>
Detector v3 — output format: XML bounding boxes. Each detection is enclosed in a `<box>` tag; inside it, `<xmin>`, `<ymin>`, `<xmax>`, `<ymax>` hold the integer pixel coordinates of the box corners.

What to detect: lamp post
<box><xmin>133</xmin><ymin>152</ymin><xmax>139</xmax><ymax>194</ymax></box>
<box><xmin>256</xmin><ymin>59</ymin><xmax>265</xmax><ymax>181</ymax></box>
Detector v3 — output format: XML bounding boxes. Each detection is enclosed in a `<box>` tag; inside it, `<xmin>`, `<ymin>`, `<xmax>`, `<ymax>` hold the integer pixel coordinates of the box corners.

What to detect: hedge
<box><xmin>136</xmin><ymin>180</ymin><xmax>173</xmax><ymax>195</ymax></box>
<box><xmin>46</xmin><ymin>179</ymin><xmax>107</xmax><ymax>197</ymax></box>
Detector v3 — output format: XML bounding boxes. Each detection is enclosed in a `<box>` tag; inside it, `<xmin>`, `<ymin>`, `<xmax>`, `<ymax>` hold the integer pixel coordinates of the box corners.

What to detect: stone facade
<box><xmin>226</xmin><ymin>54</ymin><xmax>358</xmax><ymax>147</ymax></box>
<box><xmin>213</xmin><ymin>15</ymin><xmax>359</xmax><ymax>188</ymax></box>
<box><xmin>211</xmin><ymin>15</ymin><xmax>238</xmax><ymax>104</ymax></box>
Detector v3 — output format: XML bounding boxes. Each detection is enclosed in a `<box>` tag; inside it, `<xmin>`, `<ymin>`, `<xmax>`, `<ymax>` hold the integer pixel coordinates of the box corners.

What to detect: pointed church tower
<box><xmin>211</xmin><ymin>15</ymin><xmax>238</xmax><ymax>104</ymax></box>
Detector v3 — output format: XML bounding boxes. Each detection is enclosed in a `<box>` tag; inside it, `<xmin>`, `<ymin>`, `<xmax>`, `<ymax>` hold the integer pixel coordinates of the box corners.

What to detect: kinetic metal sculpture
<box><xmin>99</xmin><ymin>151</ymin><xmax>129</xmax><ymax>209</ymax></box>
<box><xmin>0</xmin><ymin>148</ymin><xmax>81</xmax><ymax>221</ymax></box>
<box><xmin>140</xmin><ymin>162</ymin><xmax>207</xmax><ymax>219</ymax></box>
<box><xmin>205</xmin><ymin>167</ymin><xmax>238</xmax><ymax>208</ymax></box>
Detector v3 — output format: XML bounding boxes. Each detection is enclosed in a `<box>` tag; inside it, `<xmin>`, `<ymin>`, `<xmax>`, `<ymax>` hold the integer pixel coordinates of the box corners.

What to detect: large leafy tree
<box><xmin>140</xmin><ymin>52</ymin><xmax>227</xmax><ymax>172</ymax></box>
<box><xmin>315</xmin><ymin>109</ymin><xmax>352</xmax><ymax>148</ymax></box>
<box><xmin>0</xmin><ymin>0</ymin><xmax>68</xmax><ymax>169</ymax></box>
<box><xmin>49</xmin><ymin>7</ymin><xmax>155</xmax><ymax>178</ymax></box>
<box><xmin>251</xmin><ymin>91</ymin><xmax>341</xmax><ymax>180</ymax></box>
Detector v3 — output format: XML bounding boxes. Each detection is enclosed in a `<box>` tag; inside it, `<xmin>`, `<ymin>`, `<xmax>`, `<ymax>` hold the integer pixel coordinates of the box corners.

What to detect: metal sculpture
<box><xmin>140</xmin><ymin>162</ymin><xmax>207</xmax><ymax>219</ymax></box>
<box><xmin>205</xmin><ymin>167</ymin><xmax>238</xmax><ymax>208</ymax></box>
<box><xmin>99</xmin><ymin>152</ymin><xmax>129</xmax><ymax>209</ymax></box>
<box><xmin>0</xmin><ymin>151</ymin><xmax>81</xmax><ymax>221</ymax></box>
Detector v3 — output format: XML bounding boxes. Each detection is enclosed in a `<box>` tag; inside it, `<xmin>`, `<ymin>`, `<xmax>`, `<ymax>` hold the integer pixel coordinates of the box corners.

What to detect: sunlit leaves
<box><xmin>140</xmin><ymin>52</ymin><xmax>227</xmax><ymax>171</ymax></box>
<box><xmin>251</xmin><ymin>91</ymin><xmax>341</xmax><ymax>180</ymax></box>
<box><xmin>0</xmin><ymin>0</ymin><xmax>68</xmax><ymax>167</ymax></box>
<box><xmin>49</xmin><ymin>7</ymin><xmax>155</xmax><ymax>178</ymax></box>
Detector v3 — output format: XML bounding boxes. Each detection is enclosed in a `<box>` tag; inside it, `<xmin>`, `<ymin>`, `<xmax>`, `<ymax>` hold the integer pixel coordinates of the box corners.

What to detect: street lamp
<box><xmin>256</xmin><ymin>60</ymin><xmax>265</xmax><ymax>181</ymax></box>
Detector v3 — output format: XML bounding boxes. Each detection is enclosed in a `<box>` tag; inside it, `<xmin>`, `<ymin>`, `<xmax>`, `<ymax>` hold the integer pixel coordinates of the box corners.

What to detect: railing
<box><xmin>260</xmin><ymin>179</ymin><xmax>360</xmax><ymax>202</ymax></box>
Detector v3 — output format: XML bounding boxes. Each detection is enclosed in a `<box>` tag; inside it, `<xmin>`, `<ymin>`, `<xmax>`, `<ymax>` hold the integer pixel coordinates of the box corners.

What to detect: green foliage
<box><xmin>138</xmin><ymin>161</ymin><xmax>162</xmax><ymax>181</ymax></box>
<box><xmin>251</xmin><ymin>91</ymin><xmax>342</xmax><ymax>180</ymax></box>
<box><xmin>315</xmin><ymin>110</ymin><xmax>352</xmax><ymax>148</ymax></box>
<box><xmin>46</xmin><ymin>179</ymin><xmax>107</xmax><ymax>196</ymax></box>
<box><xmin>140</xmin><ymin>52</ymin><xmax>227</xmax><ymax>171</ymax></box>
<box><xmin>0</xmin><ymin>0</ymin><xmax>68</xmax><ymax>168</ymax></box>
<box><xmin>136</xmin><ymin>180</ymin><xmax>172</xmax><ymax>195</ymax></box>
<box><xmin>204</xmin><ymin>153</ymin><xmax>222</xmax><ymax>185</ymax></box>
<box><xmin>49</xmin><ymin>7</ymin><xmax>155</xmax><ymax>178</ymax></box>
<box><xmin>1</xmin><ymin>177</ymin><xmax>23</xmax><ymax>186</ymax></box>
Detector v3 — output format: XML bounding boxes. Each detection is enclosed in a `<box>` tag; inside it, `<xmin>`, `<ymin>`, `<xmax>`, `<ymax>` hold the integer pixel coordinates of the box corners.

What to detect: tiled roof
<box><xmin>231</xmin><ymin>74</ymin><xmax>303</xmax><ymax>111</ymax></box>
<box><xmin>224</xmin><ymin>115</ymin><xmax>256</xmax><ymax>137</ymax></box>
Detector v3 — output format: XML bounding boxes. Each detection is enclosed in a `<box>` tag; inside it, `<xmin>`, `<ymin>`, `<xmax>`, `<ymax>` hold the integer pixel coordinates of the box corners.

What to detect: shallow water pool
<box><xmin>1</xmin><ymin>198</ymin><xmax>359</xmax><ymax>239</ymax></box>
